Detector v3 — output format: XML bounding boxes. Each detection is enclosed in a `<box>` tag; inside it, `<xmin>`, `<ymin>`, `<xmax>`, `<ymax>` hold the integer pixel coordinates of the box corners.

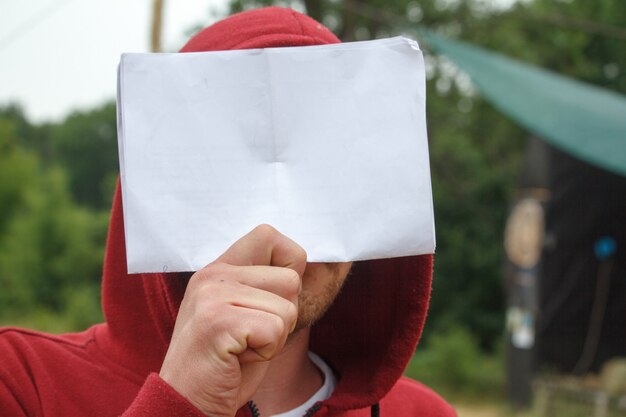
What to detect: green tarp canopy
<box><xmin>421</xmin><ymin>31</ymin><xmax>626</xmax><ymax>177</ymax></box>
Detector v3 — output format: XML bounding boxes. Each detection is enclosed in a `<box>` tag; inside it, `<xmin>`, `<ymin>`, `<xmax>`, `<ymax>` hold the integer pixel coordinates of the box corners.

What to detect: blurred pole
<box><xmin>504</xmin><ymin>137</ymin><xmax>550</xmax><ymax>409</ymax></box>
<box><xmin>151</xmin><ymin>0</ymin><xmax>165</xmax><ymax>53</ymax></box>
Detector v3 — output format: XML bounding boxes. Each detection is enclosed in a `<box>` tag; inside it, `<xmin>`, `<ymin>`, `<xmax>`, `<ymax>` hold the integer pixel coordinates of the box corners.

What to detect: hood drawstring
<box><xmin>371</xmin><ymin>403</ymin><xmax>380</xmax><ymax>417</ymax></box>
<box><xmin>303</xmin><ymin>402</ymin><xmax>322</xmax><ymax>417</ymax></box>
<box><xmin>248</xmin><ymin>401</ymin><xmax>260</xmax><ymax>417</ymax></box>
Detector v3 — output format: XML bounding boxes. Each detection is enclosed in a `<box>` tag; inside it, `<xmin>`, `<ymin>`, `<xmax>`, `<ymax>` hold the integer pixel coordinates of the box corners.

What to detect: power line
<box><xmin>0</xmin><ymin>0</ymin><xmax>76</xmax><ymax>52</ymax></box>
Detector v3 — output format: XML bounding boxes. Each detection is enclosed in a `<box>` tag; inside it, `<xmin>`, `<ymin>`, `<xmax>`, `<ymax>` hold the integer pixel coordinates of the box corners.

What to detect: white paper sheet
<box><xmin>117</xmin><ymin>37</ymin><xmax>435</xmax><ymax>273</ymax></box>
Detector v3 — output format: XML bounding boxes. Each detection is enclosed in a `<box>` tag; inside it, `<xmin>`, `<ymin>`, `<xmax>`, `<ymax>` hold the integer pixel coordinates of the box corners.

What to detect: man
<box><xmin>0</xmin><ymin>7</ymin><xmax>455</xmax><ymax>417</ymax></box>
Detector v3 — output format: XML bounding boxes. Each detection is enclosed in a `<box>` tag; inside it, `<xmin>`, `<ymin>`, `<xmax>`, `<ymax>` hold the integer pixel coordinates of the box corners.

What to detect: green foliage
<box><xmin>0</xmin><ymin>115</ymin><xmax>40</xmax><ymax>238</ymax></box>
<box><xmin>3</xmin><ymin>285</ymin><xmax>105</xmax><ymax>333</ymax></box>
<box><xmin>48</xmin><ymin>102</ymin><xmax>119</xmax><ymax>209</ymax></box>
<box><xmin>0</xmin><ymin>106</ymin><xmax>107</xmax><ymax>332</ymax></box>
<box><xmin>406</xmin><ymin>326</ymin><xmax>504</xmax><ymax>401</ymax></box>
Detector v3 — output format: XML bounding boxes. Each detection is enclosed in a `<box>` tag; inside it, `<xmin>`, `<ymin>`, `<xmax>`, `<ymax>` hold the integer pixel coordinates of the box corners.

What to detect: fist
<box><xmin>159</xmin><ymin>225</ymin><xmax>307</xmax><ymax>417</ymax></box>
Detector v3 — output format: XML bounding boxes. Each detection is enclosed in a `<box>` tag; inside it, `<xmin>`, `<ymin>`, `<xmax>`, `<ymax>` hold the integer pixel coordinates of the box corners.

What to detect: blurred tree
<box><xmin>0</xmin><ymin>109</ymin><xmax>40</xmax><ymax>242</ymax></box>
<box><xmin>0</xmin><ymin>104</ymin><xmax>50</xmax><ymax>157</ymax></box>
<box><xmin>48</xmin><ymin>102</ymin><xmax>118</xmax><ymax>209</ymax></box>
<box><xmin>0</xmin><ymin>106</ymin><xmax>107</xmax><ymax>331</ymax></box>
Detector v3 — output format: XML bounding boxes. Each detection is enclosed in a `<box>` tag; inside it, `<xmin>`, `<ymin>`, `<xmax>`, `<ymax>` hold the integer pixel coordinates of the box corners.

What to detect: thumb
<box><xmin>216</xmin><ymin>224</ymin><xmax>307</xmax><ymax>277</ymax></box>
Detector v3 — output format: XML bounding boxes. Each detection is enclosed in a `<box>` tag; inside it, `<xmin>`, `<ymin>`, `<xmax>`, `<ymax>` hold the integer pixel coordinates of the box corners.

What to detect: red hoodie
<box><xmin>0</xmin><ymin>7</ymin><xmax>455</xmax><ymax>417</ymax></box>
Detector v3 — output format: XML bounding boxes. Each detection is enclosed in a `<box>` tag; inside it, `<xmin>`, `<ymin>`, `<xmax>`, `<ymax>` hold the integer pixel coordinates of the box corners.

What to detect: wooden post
<box><xmin>150</xmin><ymin>0</ymin><xmax>164</xmax><ymax>52</ymax></box>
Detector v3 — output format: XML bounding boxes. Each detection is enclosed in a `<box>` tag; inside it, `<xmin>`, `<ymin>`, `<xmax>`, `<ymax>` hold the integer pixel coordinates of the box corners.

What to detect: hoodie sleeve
<box><xmin>121</xmin><ymin>373</ymin><xmax>207</xmax><ymax>417</ymax></box>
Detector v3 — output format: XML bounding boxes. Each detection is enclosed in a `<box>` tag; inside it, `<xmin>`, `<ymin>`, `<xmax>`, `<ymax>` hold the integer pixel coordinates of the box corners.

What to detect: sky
<box><xmin>1</xmin><ymin>0</ymin><xmax>519</xmax><ymax>124</ymax></box>
<box><xmin>0</xmin><ymin>0</ymin><xmax>229</xmax><ymax>123</ymax></box>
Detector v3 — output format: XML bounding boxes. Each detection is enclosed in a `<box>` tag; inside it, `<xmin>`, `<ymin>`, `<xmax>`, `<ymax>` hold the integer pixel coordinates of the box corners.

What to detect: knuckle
<box><xmin>200</xmin><ymin>262</ymin><xmax>229</xmax><ymax>278</ymax></box>
<box><xmin>192</xmin><ymin>264</ymin><xmax>235</xmax><ymax>290</ymax></box>
<box><xmin>186</xmin><ymin>270</ymin><xmax>205</xmax><ymax>290</ymax></box>
<box><xmin>187</xmin><ymin>282</ymin><xmax>233</xmax><ymax>317</ymax></box>
<box><xmin>188</xmin><ymin>268</ymin><xmax>213</xmax><ymax>290</ymax></box>
<box><xmin>254</xmin><ymin>224</ymin><xmax>278</xmax><ymax>239</ymax></box>
<box><xmin>284</xmin><ymin>302</ymin><xmax>298</xmax><ymax>324</ymax></box>
<box><xmin>293</xmin><ymin>245</ymin><xmax>307</xmax><ymax>264</ymax></box>
<box><xmin>283</xmin><ymin>269</ymin><xmax>302</xmax><ymax>296</ymax></box>
<box><xmin>269</xmin><ymin>313</ymin><xmax>286</xmax><ymax>337</ymax></box>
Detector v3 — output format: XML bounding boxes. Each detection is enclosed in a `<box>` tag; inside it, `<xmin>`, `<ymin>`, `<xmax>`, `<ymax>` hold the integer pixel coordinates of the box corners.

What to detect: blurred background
<box><xmin>1</xmin><ymin>1</ymin><xmax>625</xmax><ymax>416</ymax></box>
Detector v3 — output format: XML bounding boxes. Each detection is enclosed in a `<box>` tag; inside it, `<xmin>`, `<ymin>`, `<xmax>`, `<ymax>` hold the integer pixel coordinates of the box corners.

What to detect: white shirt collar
<box><xmin>269</xmin><ymin>351</ymin><xmax>336</xmax><ymax>417</ymax></box>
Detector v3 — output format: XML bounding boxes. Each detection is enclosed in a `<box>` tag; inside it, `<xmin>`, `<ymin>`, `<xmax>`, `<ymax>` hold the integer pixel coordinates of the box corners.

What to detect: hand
<box><xmin>159</xmin><ymin>225</ymin><xmax>307</xmax><ymax>417</ymax></box>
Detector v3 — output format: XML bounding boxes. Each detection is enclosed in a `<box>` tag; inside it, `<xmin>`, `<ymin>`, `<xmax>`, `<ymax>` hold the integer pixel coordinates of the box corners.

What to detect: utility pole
<box><xmin>150</xmin><ymin>0</ymin><xmax>165</xmax><ymax>52</ymax></box>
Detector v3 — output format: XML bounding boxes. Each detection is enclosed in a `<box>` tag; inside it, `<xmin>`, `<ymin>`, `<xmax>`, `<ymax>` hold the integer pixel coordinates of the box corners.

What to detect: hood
<box><xmin>99</xmin><ymin>7</ymin><xmax>433</xmax><ymax>412</ymax></box>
